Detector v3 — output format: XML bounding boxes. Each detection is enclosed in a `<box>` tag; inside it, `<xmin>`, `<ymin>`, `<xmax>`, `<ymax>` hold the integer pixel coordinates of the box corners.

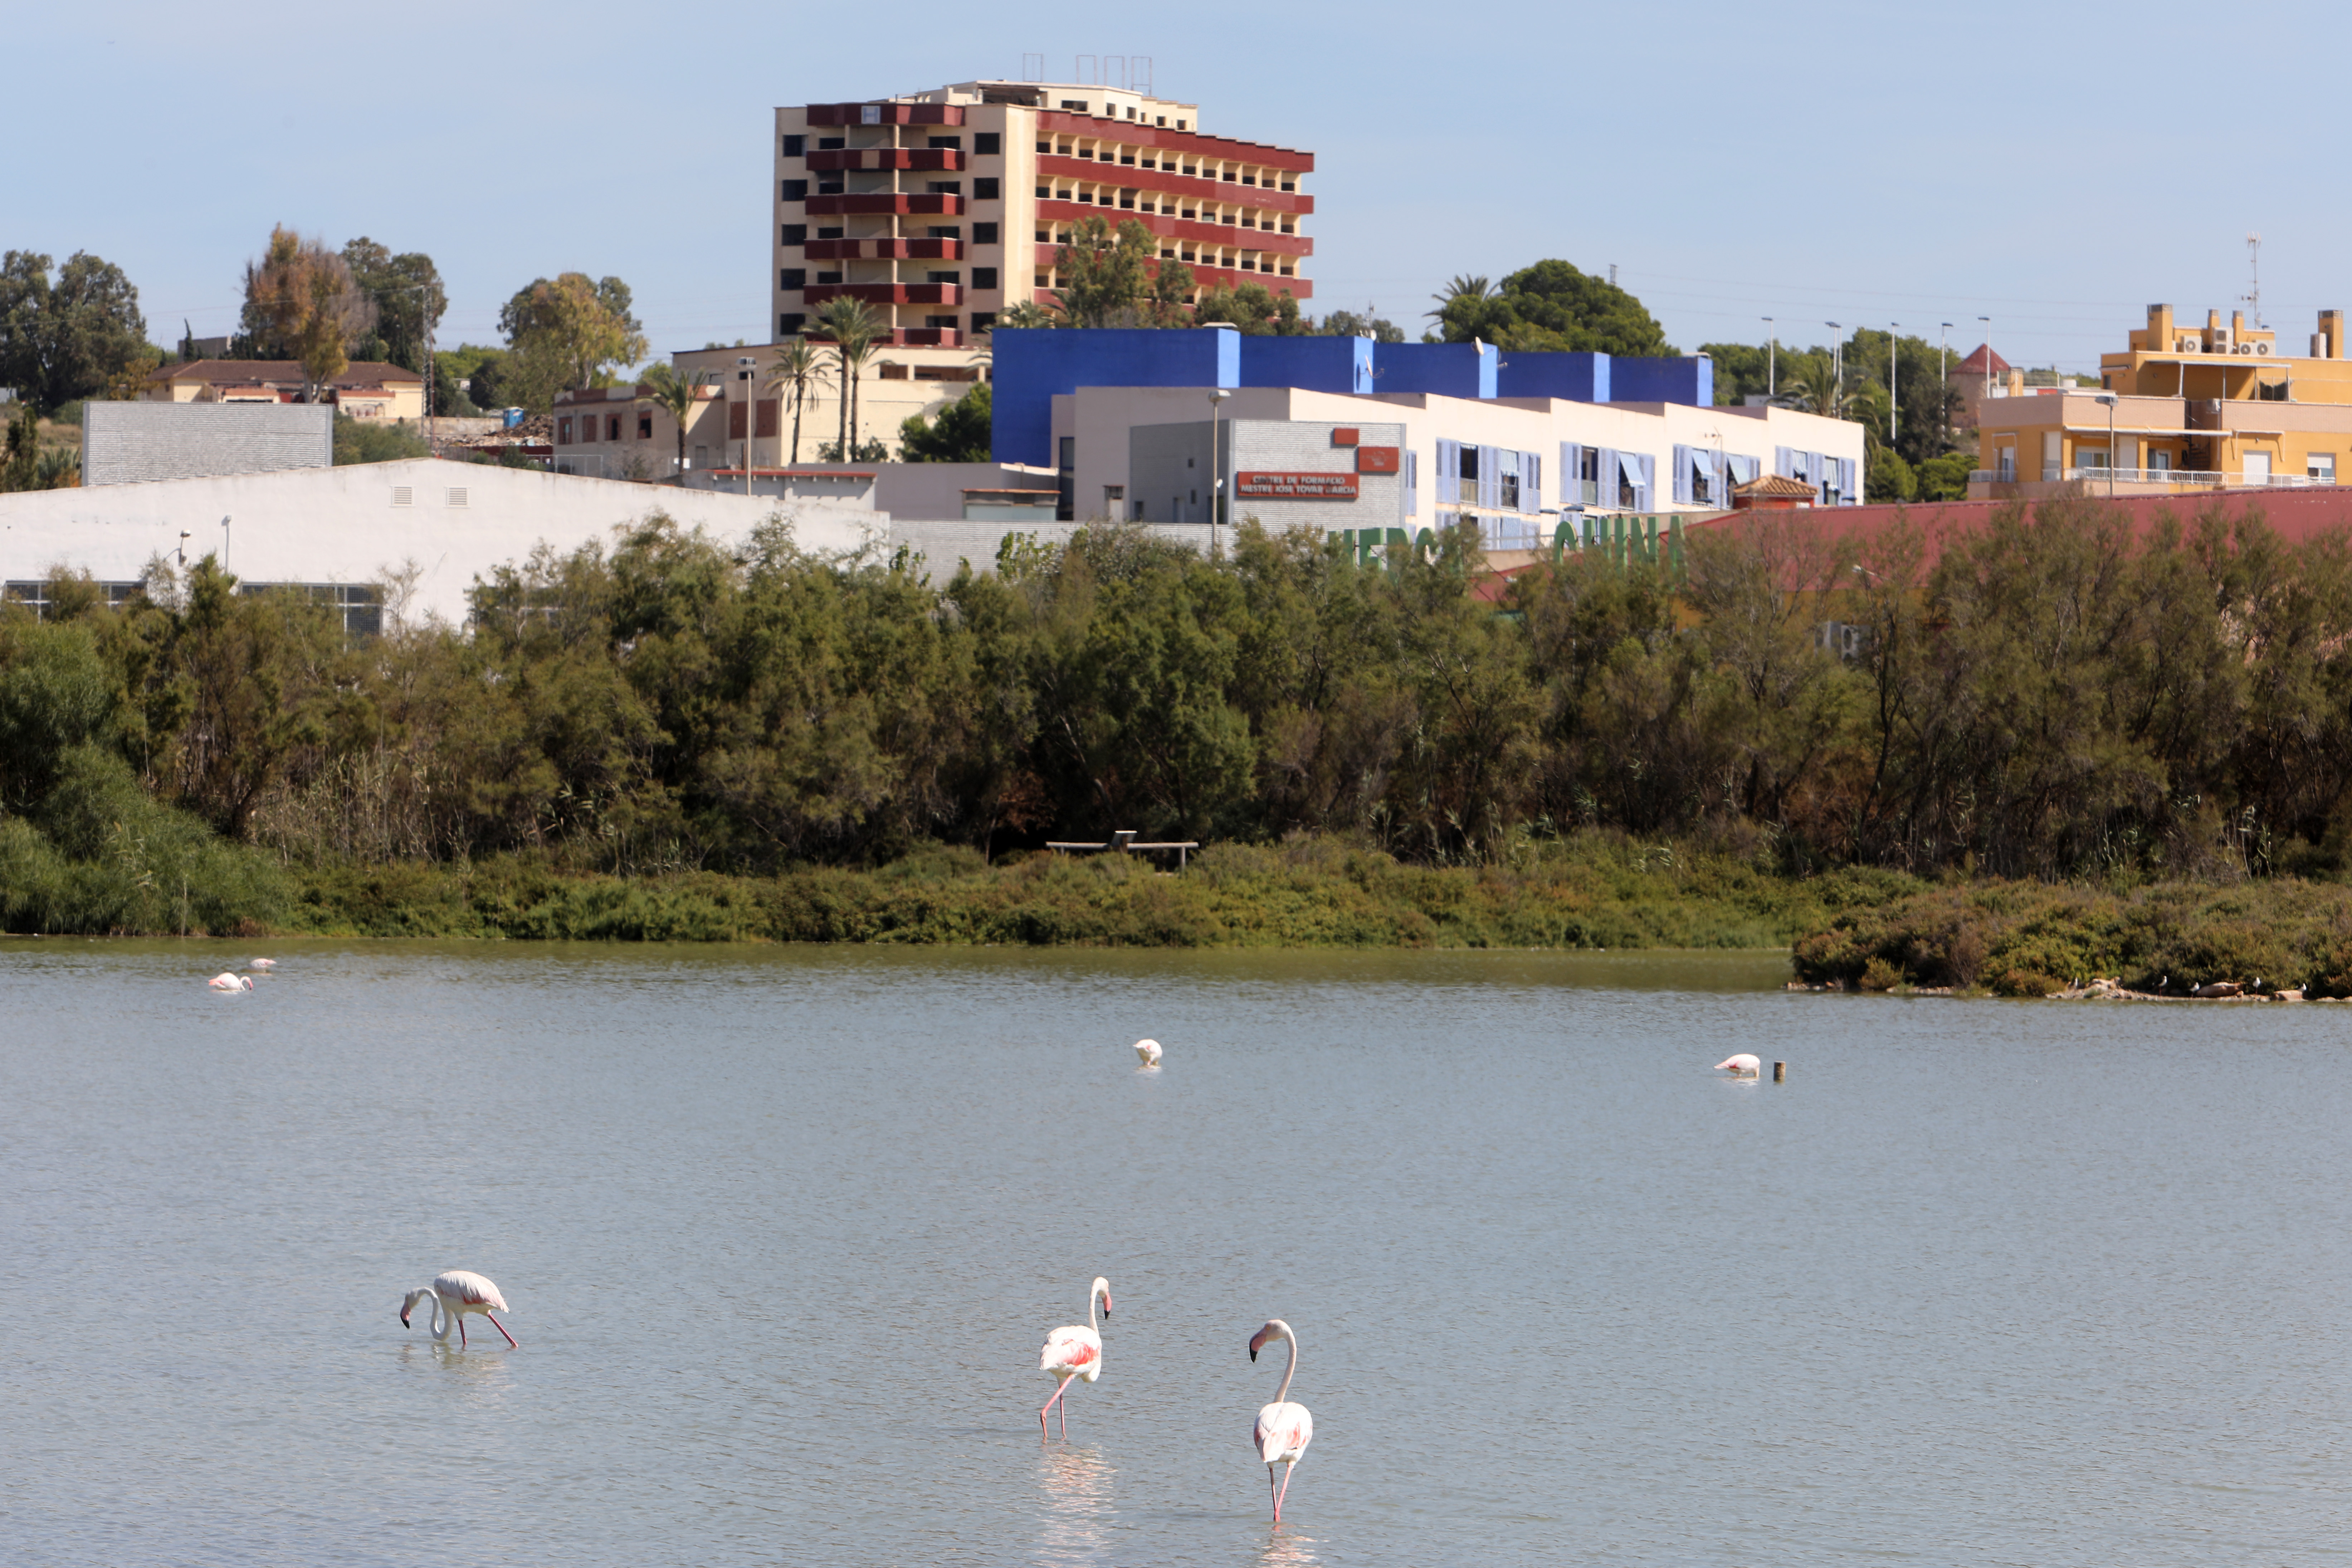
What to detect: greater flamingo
<box><xmin>1133</xmin><ymin>1038</ymin><xmax>1163</xmax><ymax>1068</ymax></box>
<box><xmin>401</xmin><ymin>1270</ymin><xmax>518</xmax><ymax>1349</ymax></box>
<box><xmin>1039</xmin><ymin>1276</ymin><xmax>1112</xmax><ymax>1438</ymax></box>
<box><xmin>1714</xmin><ymin>1053</ymin><xmax>1761</xmax><ymax>1076</ymax></box>
<box><xmin>208</xmin><ymin>972</ymin><xmax>253</xmax><ymax>992</ymax></box>
<box><xmin>247</xmin><ymin>958</ymin><xmax>277</xmax><ymax>971</ymax></box>
<box><xmin>1249</xmin><ymin>1318</ymin><xmax>1314</xmax><ymax>1523</ymax></box>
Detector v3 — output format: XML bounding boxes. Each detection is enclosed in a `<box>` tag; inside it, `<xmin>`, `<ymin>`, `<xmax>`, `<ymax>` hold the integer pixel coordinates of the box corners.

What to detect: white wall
<box><xmin>0</xmin><ymin>459</ymin><xmax>882</xmax><ymax>626</ymax></box>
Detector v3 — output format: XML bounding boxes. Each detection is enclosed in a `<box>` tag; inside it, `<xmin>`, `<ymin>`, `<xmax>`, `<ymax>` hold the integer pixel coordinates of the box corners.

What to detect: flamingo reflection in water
<box><xmin>1033</xmin><ymin>1442</ymin><xmax>1115</xmax><ymax>1567</ymax></box>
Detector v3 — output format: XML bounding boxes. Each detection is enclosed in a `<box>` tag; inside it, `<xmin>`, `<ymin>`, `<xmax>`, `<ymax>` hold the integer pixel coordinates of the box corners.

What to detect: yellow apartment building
<box><xmin>1970</xmin><ymin>303</ymin><xmax>2352</xmax><ymax>498</ymax></box>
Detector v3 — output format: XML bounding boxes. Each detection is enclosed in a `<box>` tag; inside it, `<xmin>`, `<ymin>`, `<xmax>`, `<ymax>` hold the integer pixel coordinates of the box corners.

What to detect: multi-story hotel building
<box><xmin>773</xmin><ymin>79</ymin><xmax>1314</xmax><ymax>347</ymax></box>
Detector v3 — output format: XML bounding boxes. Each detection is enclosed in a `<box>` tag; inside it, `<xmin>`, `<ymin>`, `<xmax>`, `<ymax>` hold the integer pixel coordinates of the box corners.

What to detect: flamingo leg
<box><xmin>1040</xmin><ymin>1375</ymin><xmax>1071</xmax><ymax>1439</ymax></box>
<box><xmin>486</xmin><ymin>1312</ymin><xmax>518</xmax><ymax>1349</ymax></box>
<box><xmin>1060</xmin><ymin>1382</ymin><xmax>1071</xmax><ymax>1439</ymax></box>
<box><xmin>457</xmin><ymin>1313</ymin><xmax>468</xmax><ymax>1349</ymax></box>
<box><xmin>1268</xmin><ymin>1466</ymin><xmax>1278</xmax><ymax>1517</ymax></box>
<box><xmin>1274</xmin><ymin>1460</ymin><xmax>1295</xmax><ymax>1523</ymax></box>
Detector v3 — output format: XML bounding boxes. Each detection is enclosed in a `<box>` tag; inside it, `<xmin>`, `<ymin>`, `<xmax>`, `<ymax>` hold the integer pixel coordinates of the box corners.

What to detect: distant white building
<box><xmin>0</xmin><ymin>459</ymin><xmax>882</xmax><ymax>627</ymax></box>
<box><xmin>82</xmin><ymin>402</ymin><xmax>334</xmax><ymax>486</ymax></box>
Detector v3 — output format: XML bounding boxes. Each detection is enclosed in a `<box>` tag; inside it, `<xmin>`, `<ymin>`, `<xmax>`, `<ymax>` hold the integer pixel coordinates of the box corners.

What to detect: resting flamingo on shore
<box><xmin>1039</xmin><ymin>1276</ymin><xmax>1112</xmax><ymax>1438</ymax></box>
<box><xmin>208</xmin><ymin>972</ymin><xmax>253</xmax><ymax>992</ymax></box>
<box><xmin>1714</xmin><ymin>1053</ymin><xmax>1761</xmax><ymax>1076</ymax></box>
<box><xmin>1133</xmin><ymin>1038</ymin><xmax>1163</xmax><ymax>1068</ymax></box>
<box><xmin>1249</xmin><ymin>1318</ymin><xmax>1314</xmax><ymax>1523</ymax></box>
<box><xmin>401</xmin><ymin>1270</ymin><xmax>518</xmax><ymax>1349</ymax></box>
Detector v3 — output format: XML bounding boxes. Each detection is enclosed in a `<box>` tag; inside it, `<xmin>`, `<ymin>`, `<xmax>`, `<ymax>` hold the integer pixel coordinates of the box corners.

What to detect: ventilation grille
<box><xmin>445</xmin><ymin>487</ymin><xmax>468</xmax><ymax>508</ymax></box>
<box><xmin>391</xmin><ymin>487</ymin><xmax>413</xmax><ymax>507</ymax></box>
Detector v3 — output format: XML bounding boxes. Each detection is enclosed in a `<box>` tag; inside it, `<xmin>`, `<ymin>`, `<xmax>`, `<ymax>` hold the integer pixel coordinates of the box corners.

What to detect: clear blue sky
<box><xmin>13</xmin><ymin>0</ymin><xmax>2346</xmax><ymax>376</ymax></box>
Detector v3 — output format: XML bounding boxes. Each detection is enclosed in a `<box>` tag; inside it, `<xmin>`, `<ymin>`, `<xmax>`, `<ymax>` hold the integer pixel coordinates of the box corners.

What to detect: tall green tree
<box><xmin>241</xmin><ymin>226</ymin><xmax>376</xmax><ymax>402</ymax></box>
<box><xmin>497</xmin><ymin>274</ymin><xmax>648</xmax><ymax>411</ymax></box>
<box><xmin>813</xmin><ymin>297</ymin><xmax>881</xmax><ymax>458</ymax></box>
<box><xmin>1193</xmin><ymin>281</ymin><xmax>1309</xmax><ymax>336</ymax></box>
<box><xmin>340</xmin><ymin>239</ymin><xmax>446</xmax><ymax>372</ymax></box>
<box><xmin>0</xmin><ymin>250</ymin><xmax>150</xmax><ymax>412</ymax></box>
<box><xmin>1432</xmin><ymin>261</ymin><xmax>1672</xmax><ymax>356</ymax></box>
<box><xmin>639</xmin><ymin>363</ymin><xmax>712</xmax><ymax>480</ymax></box>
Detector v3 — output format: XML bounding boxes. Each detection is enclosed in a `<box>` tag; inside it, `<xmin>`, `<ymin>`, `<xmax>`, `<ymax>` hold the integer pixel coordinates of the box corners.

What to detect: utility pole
<box><xmin>1888</xmin><ymin>322</ymin><xmax>1899</xmax><ymax>443</ymax></box>
<box><xmin>1939</xmin><ymin>322</ymin><xmax>1953</xmax><ymax>440</ymax></box>
<box><xmin>1763</xmin><ymin>317</ymin><xmax>1775</xmax><ymax>397</ymax></box>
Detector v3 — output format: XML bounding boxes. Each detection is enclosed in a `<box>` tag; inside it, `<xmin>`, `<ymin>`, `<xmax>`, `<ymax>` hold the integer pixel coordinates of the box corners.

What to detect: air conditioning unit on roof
<box><xmin>2254</xmin><ymin>341</ymin><xmax>2272</xmax><ymax>355</ymax></box>
<box><xmin>2237</xmin><ymin>341</ymin><xmax>2258</xmax><ymax>355</ymax></box>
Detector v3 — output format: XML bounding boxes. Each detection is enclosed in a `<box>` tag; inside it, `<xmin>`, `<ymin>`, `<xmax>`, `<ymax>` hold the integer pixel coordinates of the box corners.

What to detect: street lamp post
<box><xmin>1888</xmin><ymin>322</ymin><xmax>1899</xmax><ymax>443</ymax></box>
<box><xmin>1825</xmin><ymin>322</ymin><xmax>1842</xmax><ymax>412</ymax></box>
<box><xmin>2093</xmin><ymin>391</ymin><xmax>2119</xmax><ymax>496</ymax></box>
<box><xmin>220</xmin><ymin>516</ymin><xmax>231</xmax><ymax>572</ymax></box>
<box><xmin>1939</xmin><ymin>322</ymin><xmax>1953</xmax><ymax>438</ymax></box>
<box><xmin>1209</xmin><ymin>388</ymin><xmax>1232</xmax><ymax>556</ymax></box>
<box><xmin>1763</xmin><ymin>317</ymin><xmax>1776</xmax><ymax>397</ymax></box>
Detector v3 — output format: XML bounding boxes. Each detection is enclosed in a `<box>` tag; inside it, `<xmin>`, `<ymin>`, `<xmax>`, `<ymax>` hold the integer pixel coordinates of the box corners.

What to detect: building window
<box><xmin>927</xmin><ymin>271</ymin><xmax>960</xmax><ymax>284</ymax></box>
<box><xmin>975</xmin><ymin>131</ymin><xmax>1001</xmax><ymax>155</ymax></box>
<box><xmin>928</xmin><ymin>225</ymin><xmax>962</xmax><ymax>239</ymax></box>
<box><xmin>970</xmin><ymin>312</ymin><xmax>997</xmax><ymax>333</ymax></box>
<box><xmin>1060</xmin><ymin>99</ymin><xmax>1088</xmax><ymax>112</ymax></box>
<box><xmin>972</xmin><ymin>267</ymin><xmax>999</xmax><ymax>290</ymax></box>
<box><xmin>606</xmin><ymin>414</ymin><xmax>621</xmax><ymax>441</ymax></box>
<box><xmin>781</xmin><ymin>133</ymin><xmax>805</xmax><ymax>157</ymax></box>
<box><xmin>639</xmin><ymin>414</ymin><xmax>652</xmax><ymax>439</ymax></box>
<box><xmin>694</xmin><ymin>445</ymin><xmax>708</xmax><ymax>470</ymax></box>
<box><xmin>816</xmin><ymin>226</ymin><xmax>842</xmax><ymax>239</ymax></box>
<box><xmin>580</xmin><ymin>416</ymin><xmax>597</xmax><ymax>443</ymax></box>
<box><xmin>779</xmin><ymin>313</ymin><xmax>806</xmax><ymax>334</ymax></box>
<box><xmin>816</xmin><ymin>178</ymin><xmax>844</xmax><ymax>195</ymax></box>
<box><xmin>557</xmin><ymin>418</ymin><xmax>572</xmax><ymax>444</ymax></box>
<box><xmin>780</xmin><ymin>269</ymin><xmax>806</xmax><ymax>289</ymax></box>
<box><xmin>928</xmin><ymin>134</ymin><xmax>962</xmax><ymax>149</ymax></box>
<box><xmin>2311</xmin><ymin>453</ymin><xmax>2337</xmax><ymax>482</ymax></box>
<box><xmin>816</xmin><ymin>271</ymin><xmax>843</xmax><ymax>285</ymax></box>
<box><xmin>925</xmin><ymin>315</ymin><xmax>958</xmax><ymax>329</ymax></box>
<box><xmin>817</xmin><ymin>137</ymin><xmax>844</xmax><ymax>150</ymax></box>
<box><xmin>927</xmin><ymin>180</ymin><xmax>962</xmax><ymax>195</ymax></box>
<box><xmin>781</xmin><ymin>224</ymin><xmax>807</xmax><ymax>244</ymax></box>
<box><xmin>1035</xmin><ymin>185</ymin><xmax>1051</xmax><ymax>199</ymax></box>
<box><xmin>974</xmin><ymin>177</ymin><xmax>1000</xmax><ymax>200</ymax></box>
<box><xmin>974</xmin><ymin>221</ymin><xmax>999</xmax><ymax>245</ymax></box>
<box><xmin>780</xmin><ymin>179</ymin><xmax>807</xmax><ymax>200</ymax></box>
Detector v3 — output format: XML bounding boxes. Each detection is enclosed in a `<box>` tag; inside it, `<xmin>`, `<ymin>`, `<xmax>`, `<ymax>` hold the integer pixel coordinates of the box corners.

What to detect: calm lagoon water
<box><xmin>5</xmin><ymin>940</ymin><xmax>2351</xmax><ymax>1566</ymax></box>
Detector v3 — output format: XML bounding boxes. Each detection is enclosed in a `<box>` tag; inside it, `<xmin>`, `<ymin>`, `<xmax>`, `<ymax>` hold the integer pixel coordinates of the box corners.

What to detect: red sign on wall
<box><xmin>1355</xmin><ymin>446</ymin><xmax>1400</xmax><ymax>474</ymax></box>
<box><xmin>1236</xmin><ymin>470</ymin><xmax>1361</xmax><ymax>500</ymax></box>
<box><xmin>1330</xmin><ymin>427</ymin><xmax>1360</xmax><ymax>447</ymax></box>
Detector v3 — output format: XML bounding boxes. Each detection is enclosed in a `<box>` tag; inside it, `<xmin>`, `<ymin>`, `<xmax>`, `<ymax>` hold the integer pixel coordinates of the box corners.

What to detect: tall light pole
<box><xmin>1888</xmin><ymin>322</ymin><xmax>1899</xmax><ymax>443</ymax></box>
<box><xmin>1209</xmin><ymin>388</ymin><xmax>1232</xmax><ymax>557</ymax></box>
<box><xmin>1763</xmin><ymin>317</ymin><xmax>1776</xmax><ymax>397</ymax></box>
<box><xmin>1977</xmin><ymin>314</ymin><xmax>1992</xmax><ymax>391</ymax></box>
<box><xmin>1939</xmin><ymin>322</ymin><xmax>1953</xmax><ymax>439</ymax></box>
<box><xmin>220</xmin><ymin>515</ymin><xmax>231</xmax><ymax>572</ymax></box>
<box><xmin>1825</xmin><ymin>322</ymin><xmax>1842</xmax><ymax>414</ymax></box>
<box><xmin>2093</xmin><ymin>391</ymin><xmax>2118</xmax><ymax>496</ymax></box>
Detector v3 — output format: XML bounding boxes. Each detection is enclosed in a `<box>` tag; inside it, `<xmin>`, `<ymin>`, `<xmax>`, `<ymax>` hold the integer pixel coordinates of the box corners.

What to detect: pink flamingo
<box><xmin>1038</xmin><ymin>1276</ymin><xmax>1112</xmax><ymax>1438</ymax></box>
<box><xmin>401</xmin><ymin>1270</ymin><xmax>518</xmax><ymax>1349</ymax></box>
<box><xmin>1714</xmin><ymin>1053</ymin><xmax>1761</xmax><ymax>1076</ymax></box>
<box><xmin>1249</xmin><ymin>1318</ymin><xmax>1315</xmax><ymax>1522</ymax></box>
<box><xmin>208</xmin><ymin>972</ymin><xmax>253</xmax><ymax>991</ymax></box>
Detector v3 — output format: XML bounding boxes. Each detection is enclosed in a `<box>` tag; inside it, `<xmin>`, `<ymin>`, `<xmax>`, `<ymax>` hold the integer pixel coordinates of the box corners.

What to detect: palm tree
<box><xmin>1426</xmin><ymin>274</ymin><xmax>1497</xmax><ymax>321</ymax></box>
<box><xmin>765</xmin><ymin>338</ymin><xmax>824</xmax><ymax>465</ymax></box>
<box><xmin>814</xmin><ymin>296</ymin><xmax>883</xmax><ymax>459</ymax></box>
<box><xmin>992</xmin><ymin>299</ymin><xmax>1058</xmax><ymax>330</ymax></box>
<box><xmin>639</xmin><ymin>363</ymin><xmax>712</xmax><ymax>482</ymax></box>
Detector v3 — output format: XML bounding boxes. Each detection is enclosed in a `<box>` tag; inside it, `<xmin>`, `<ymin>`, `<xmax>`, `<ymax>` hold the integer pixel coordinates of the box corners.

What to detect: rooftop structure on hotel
<box><xmin>774</xmin><ymin>79</ymin><xmax>1312</xmax><ymax>348</ymax></box>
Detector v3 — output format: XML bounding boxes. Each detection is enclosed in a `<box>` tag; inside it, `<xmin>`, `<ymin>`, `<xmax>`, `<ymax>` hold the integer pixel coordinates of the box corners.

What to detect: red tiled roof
<box><xmin>150</xmin><ymin>358</ymin><xmax>423</xmax><ymax>387</ymax></box>
<box><xmin>1952</xmin><ymin>344</ymin><xmax>2009</xmax><ymax>377</ymax></box>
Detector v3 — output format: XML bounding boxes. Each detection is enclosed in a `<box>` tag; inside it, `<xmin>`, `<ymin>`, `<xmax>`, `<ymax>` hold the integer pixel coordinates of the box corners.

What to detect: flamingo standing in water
<box><xmin>1714</xmin><ymin>1053</ymin><xmax>1761</xmax><ymax>1076</ymax></box>
<box><xmin>401</xmin><ymin>1270</ymin><xmax>518</xmax><ymax>1348</ymax></box>
<box><xmin>1133</xmin><ymin>1038</ymin><xmax>1163</xmax><ymax>1068</ymax></box>
<box><xmin>1038</xmin><ymin>1276</ymin><xmax>1112</xmax><ymax>1438</ymax></box>
<box><xmin>1249</xmin><ymin>1318</ymin><xmax>1314</xmax><ymax>1523</ymax></box>
<box><xmin>247</xmin><ymin>958</ymin><xmax>277</xmax><ymax>971</ymax></box>
<box><xmin>208</xmin><ymin>972</ymin><xmax>253</xmax><ymax>991</ymax></box>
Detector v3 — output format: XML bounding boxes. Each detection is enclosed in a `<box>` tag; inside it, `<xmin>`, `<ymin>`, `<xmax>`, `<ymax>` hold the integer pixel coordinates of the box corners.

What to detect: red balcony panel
<box><xmin>1031</xmin><ymin>111</ymin><xmax>1312</xmax><ymax>172</ymax></box>
<box><xmin>804</xmin><ymin>148</ymin><xmax>966</xmax><ymax>173</ymax></box>
<box><xmin>802</xmin><ymin>194</ymin><xmax>966</xmax><ymax>217</ymax></box>
<box><xmin>1034</xmin><ymin>156</ymin><xmax>1312</xmax><ymax>214</ymax></box>
<box><xmin>802</xmin><ymin>238</ymin><xmax>966</xmax><ymax>262</ymax></box>
<box><xmin>805</xmin><ymin>103</ymin><xmax>965</xmax><ymax>127</ymax></box>
<box><xmin>885</xmin><ymin>328</ymin><xmax>964</xmax><ymax>347</ymax></box>
<box><xmin>1033</xmin><ymin>202</ymin><xmax>1311</xmax><ymax>255</ymax></box>
<box><xmin>802</xmin><ymin>283</ymin><xmax>965</xmax><ymax>307</ymax></box>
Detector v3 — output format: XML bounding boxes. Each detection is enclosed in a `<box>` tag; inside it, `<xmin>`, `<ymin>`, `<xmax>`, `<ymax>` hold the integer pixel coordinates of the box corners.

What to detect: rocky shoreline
<box><xmin>1787</xmin><ymin>976</ymin><xmax>2337</xmax><ymax>1001</ymax></box>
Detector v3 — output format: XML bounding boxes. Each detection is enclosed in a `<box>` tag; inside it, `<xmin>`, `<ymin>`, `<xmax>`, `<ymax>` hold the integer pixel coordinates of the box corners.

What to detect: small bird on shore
<box><xmin>1134</xmin><ymin>1038</ymin><xmax>1163</xmax><ymax>1068</ymax></box>
<box><xmin>401</xmin><ymin>1270</ymin><xmax>517</xmax><ymax>1349</ymax></box>
<box><xmin>208</xmin><ymin>972</ymin><xmax>253</xmax><ymax>992</ymax></box>
<box><xmin>1714</xmin><ymin>1053</ymin><xmax>1761</xmax><ymax>1076</ymax></box>
<box><xmin>1249</xmin><ymin>1318</ymin><xmax>1314</xmax><ymax>1523</ymax></box>
<box><xmin>1039</xmin><ymin>1276</ymin><xmax>1112</xmax><ymax>1438</ymax></box>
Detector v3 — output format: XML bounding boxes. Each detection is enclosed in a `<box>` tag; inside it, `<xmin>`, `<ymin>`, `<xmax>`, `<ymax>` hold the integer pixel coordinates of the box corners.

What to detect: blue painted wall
<box><xmin>1238</xmin><ymin>335</ymin><xmax>1375</xmax><ymax>395</ymax></box>
<box><xmin>989</xmin><ymin>327</ymin><xmax>1240</xmax><ymax>465</ymax></box>
<box><xmin>1607</xmin><ymin>356</ymin><xmax>1714</xmax><ymax>407</ymax></box>
<box><xmin>1497</xmin><ymin>352</ymin><xmax>1610</xmax><ymax>402</ymax></box>
<box><xmin>1372</xmin><ymin>341</ymin><xmax>1497</xmax><ymax>400</ymax></box>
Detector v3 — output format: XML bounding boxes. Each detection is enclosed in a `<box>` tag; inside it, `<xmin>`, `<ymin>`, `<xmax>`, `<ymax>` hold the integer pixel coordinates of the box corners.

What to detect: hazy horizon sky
<box><xmin>13</xmin><ymin>0</ymin><xmax>2346</xmax><ymax>378</ymax></box>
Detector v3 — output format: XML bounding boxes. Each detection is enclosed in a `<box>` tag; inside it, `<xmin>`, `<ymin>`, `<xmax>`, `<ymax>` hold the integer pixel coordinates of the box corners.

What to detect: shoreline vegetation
<box><xmin>16</xmin><ymin>499</ymin><xmax>2352</xmax><ymax>992</ymax></box>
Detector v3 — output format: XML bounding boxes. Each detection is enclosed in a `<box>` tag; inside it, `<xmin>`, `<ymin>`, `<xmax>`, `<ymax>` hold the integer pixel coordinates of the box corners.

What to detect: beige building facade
<box><xmin>141</xmin><ymin>360</ymin><xmax>425</xmax><ymax>421</ymax></box>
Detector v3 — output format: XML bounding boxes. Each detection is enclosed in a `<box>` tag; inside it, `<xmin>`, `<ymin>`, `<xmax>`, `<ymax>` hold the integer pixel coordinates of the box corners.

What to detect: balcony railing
<box><xmin>804</xmin><ymin>148</ymin><xmax>966</xmax><ymax>172</ymax></box>
<box><xmin>801</xmin><ymin>238</ymin><xmax>965</xmax><ymax>261</ymax></box>
<box><xmin>800</xmin><ymin>193</ymin><xmax>965</xmax><ymax>216</ymax></box>
<box><xmin>1969</xmin><ymin>467</ymin><xmax>2334</xmax><ymax>489</ymax></box>
<box><xmin>800</xmin><ymin>283</ymin><xmax>963</xmax><ymax>307</ymax></box>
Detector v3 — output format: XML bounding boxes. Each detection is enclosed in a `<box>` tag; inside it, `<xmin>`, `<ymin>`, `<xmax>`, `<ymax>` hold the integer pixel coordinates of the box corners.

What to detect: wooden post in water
<box><xmin>1772</xmin><ymin>1060</ymin><xmax>1786</xmax><ymax>1082</ymax></box>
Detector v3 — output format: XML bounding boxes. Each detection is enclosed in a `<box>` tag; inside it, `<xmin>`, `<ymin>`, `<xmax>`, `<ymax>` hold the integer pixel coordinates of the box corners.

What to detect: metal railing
<box><xmin>1969</xmin><ymin>467</ymin><xmax>2331</xmax><ymax>490</ymax></box>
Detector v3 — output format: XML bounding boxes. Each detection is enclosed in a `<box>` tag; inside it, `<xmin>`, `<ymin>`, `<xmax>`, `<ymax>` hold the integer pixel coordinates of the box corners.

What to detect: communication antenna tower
<box><xmin>2243</xmin><ymin>231</ymin><xmax>2264</xmax><ymax>328</ymax></box>
<box><xmin>1020</xmin><ymin>53</ymin><xmax>1044</xmax><ymax>82</ymax></box>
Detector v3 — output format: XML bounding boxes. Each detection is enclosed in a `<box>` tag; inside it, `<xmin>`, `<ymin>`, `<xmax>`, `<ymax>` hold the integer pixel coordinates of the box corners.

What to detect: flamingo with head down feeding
<box><xmin>1133</xmin><ymin>1038</ymin><xmax>1162</xmax><ymax>1068</ymax></box>
<box><xmin>1714</xmin><ymin>1053</ymin><xmax>1761</xmax><ymax>1076</ymax></box>
<box><xmin>1038</xmin><ymin>1276</ymin><xmax>1112</xmax><ymax>1438</ymax></box>
<box><xmin>208</xmin><ymin>972</ymin><xmax>253</xmax><ymax>992</ymax></box>
<box><xmin>401</xmin><ymin>1270</ymin><xmax>517</xmax><ymax>1349</ymax></box>
<box><xmin>1249</xmin><ymin>1318</ymin><xmax>1314</xmax><ymax>1523</ymax></box>
<box><xmin>247</xmin><ymin>958</ymin><xmax>277</xmax><ymax>971</ymax></box>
